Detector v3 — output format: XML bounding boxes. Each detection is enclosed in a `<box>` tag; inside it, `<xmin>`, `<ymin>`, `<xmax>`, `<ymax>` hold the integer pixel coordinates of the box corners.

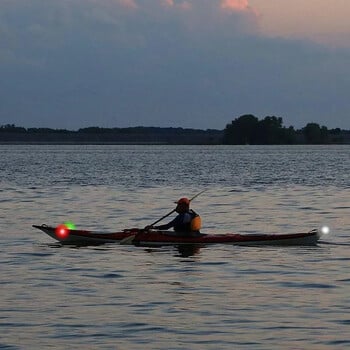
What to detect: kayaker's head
<box><xmin>175</xmin><ymin>197</ymin><xmax>190</xmax><ymax>213</ymax></box>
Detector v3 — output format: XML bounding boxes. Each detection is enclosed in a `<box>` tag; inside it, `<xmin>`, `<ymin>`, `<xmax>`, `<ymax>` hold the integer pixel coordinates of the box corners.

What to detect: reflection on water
<box><xmin>175</xmin><ymin>245</ymin><xmax>203</xmax><ymax>257</ymax></box>
<box><xmin>0</xmin><ymin>145</ymin><xmax>349</xmax><ymax>349</ymax></box>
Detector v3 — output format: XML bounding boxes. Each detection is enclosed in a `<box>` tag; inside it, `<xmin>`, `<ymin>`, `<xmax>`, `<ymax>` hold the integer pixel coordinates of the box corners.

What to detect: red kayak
<box><xmin>33</xmin><ymin>224</ymin><xmax>321</xmax><ymax>246</ymax></box>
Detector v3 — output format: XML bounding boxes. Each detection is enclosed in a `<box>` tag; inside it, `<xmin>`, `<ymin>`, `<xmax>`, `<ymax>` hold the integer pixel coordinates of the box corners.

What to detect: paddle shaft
<box><xmin>149</xmin><ymin>209</ymin><xmax>176</xmax><ymax>227</ymax></box>
<box><xmin>148</xmin><ymin>189</ymin><xmax>207</xmax><ymax>228</ymax></box>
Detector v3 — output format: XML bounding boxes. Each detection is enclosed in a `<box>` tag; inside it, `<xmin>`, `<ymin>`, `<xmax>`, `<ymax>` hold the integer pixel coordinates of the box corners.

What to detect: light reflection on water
<box><xmin>0</xmin><ymin>145</ymin><xmax>349</xmax><ymax>349</ymax></box>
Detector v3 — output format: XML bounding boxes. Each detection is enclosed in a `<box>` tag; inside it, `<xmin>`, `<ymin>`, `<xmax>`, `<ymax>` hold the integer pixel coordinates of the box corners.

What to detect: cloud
<box><xmin>160</xmin><ymin>0</ymin><xmax>191</xmax><ymax>9</ymax></box>
<box><xmin>0</xmin><ymin>0</ymin><xmax>349</xmax><ymax>130</ymax></box>
<box><xmin>117</xmin><ymin>0</ymin><xmax>138</xmax><ymax>9</ymax></box>
<box><xmin>251</xmin><ymin>0</ymin><xmax>350</xmax><ymax>48</ymax></box>
<box><xmin>220</xmin><ymin>0</ymin><xmax>249</xmax><ymax>11</ymax></box>
<box><xmin>115</xmin><ymin>0</ymin><xmax>251</xmax><ymax>12</ymax></box>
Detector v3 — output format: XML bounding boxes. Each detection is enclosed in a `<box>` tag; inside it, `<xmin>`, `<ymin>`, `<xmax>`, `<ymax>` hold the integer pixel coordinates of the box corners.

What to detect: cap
<box><xmin>176</xmin><ymin>197</ymin><xmax>190</xmax><ymax>205</ymax></box>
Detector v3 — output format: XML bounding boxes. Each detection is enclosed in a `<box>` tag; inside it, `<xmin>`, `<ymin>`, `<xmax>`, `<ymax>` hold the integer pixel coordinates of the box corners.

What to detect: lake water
<box><xmin>0</xmin><ymin>144</ymin><xmax>349</xmax><ymax>349</ymax></box>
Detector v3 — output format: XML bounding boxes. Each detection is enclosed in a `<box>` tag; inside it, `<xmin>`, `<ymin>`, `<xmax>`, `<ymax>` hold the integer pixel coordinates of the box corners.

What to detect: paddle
<box><xmin>120</xmin><ymin>190</ymin><xmax>206</xmax><ymax>245</ymax></box>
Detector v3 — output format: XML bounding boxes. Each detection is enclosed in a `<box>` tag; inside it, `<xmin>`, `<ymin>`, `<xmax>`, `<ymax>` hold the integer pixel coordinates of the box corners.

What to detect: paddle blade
<box><xmin>120</xmin><ymin>234</ymin><xmax>136</xmax><ymax>245</ymax></box>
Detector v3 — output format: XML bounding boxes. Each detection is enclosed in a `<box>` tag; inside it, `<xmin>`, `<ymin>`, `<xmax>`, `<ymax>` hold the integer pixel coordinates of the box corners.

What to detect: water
<box><xmin>0</xmin><ymin>145</ymin><xmax>349</xmax><ymax>349</ymax></box>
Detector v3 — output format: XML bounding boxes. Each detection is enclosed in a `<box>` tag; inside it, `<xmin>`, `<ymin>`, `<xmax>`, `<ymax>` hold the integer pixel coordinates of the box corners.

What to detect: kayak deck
<box><xmin>33</xmin><ymin>224</ymin><xmax>321</xmax><ymax>246</ymax></box>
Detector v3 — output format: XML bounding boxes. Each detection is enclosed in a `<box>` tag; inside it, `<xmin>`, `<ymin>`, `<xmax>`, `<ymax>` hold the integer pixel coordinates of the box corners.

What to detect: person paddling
<box><xmin>146</xmin><ymin>197</ymin><xmax>201</xmax><ymax>235</ymax></box>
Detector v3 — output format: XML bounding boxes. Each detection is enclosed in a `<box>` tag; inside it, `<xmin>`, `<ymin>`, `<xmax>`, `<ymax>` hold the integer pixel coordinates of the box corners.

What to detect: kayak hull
<box><xmin>132</xmin><ymin>230</ymin><xmax>321</xmax><ymax>246</ymax></box>
<box><xmin>33</xmin><ymin>225</ymin><xmax>131</xmax><ymax>245</ymax></box>
<box><xmin>33</xmin><ymin>225</ymin><xmax>321</xmax><ymax>246</ymax></box>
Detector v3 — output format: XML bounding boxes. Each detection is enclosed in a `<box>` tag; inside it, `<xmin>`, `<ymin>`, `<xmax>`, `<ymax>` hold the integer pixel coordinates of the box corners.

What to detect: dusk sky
<box><xmin>1</xmin><ymin>0</ymin><xmax>349</xmax><ymax>130</ymax></box>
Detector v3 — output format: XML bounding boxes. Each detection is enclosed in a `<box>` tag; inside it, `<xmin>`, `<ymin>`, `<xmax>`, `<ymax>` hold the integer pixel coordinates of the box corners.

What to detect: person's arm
<box><xmin>155</xmin><ymin>214</ymin><xmax>186</xmax><ymax>230</ymax></box>
<box><xmin>155</xmin><ymin>219</ymin><xmax>175</xmax><ymax>230</ymax></box>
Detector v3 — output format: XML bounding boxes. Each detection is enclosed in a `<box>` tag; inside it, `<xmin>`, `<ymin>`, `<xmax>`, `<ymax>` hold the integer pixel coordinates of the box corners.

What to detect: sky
<box><xmin>0</xmin><ymin>0</ymin><xmax>349</xmax><ymax>130</ymax></box>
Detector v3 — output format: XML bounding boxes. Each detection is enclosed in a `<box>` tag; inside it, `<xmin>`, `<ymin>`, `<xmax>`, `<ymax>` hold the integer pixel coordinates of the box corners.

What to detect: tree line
<box><xmin>223</xmin><ymin>115</ymin><xmax>349</xmax><ymax>144</ymax></box>
<box><xmin>0</xmin><ymin>125</ymin><xmax>222</xmax><ymax>144</ymax></box>
<box><xmin>1</xmin><ymin>118</ymin><xmax>349</xmax><ymax>144</ymax></box>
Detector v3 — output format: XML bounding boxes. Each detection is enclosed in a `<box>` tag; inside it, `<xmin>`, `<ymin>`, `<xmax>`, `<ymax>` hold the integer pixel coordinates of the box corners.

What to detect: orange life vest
<box><xmin>190</xmin><ymin>213</ymin><xmax>202</xmax><ymax>231</ymax></box>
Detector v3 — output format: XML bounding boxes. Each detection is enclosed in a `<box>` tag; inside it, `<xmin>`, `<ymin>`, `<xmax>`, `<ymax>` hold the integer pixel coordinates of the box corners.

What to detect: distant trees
<box><xmin>0</xmin><ymin>124</ymin><xmax>223</xmax><ymax>144</ymax></box>
<box><xmin>328</xmin><ymin>128</ymin><xmax>347</xmax><ymax>143</ymax></box>
<box><xmin>223</xmin><ymin>115</ymin><xmax>346</xmax><ymax>144</ymax></box>
<box><xmin>0</xmin><ymin>124</ymin><xmax>68</xmax><ymax>133</ymax></box>
<box><xmin>1</xmin><ymin>121</ymin><xmax>349</xmax><ymax>144</ymax></box>
<box><xmin>223</xmin><ymin>114</ymin><xmax>259</xmax><ymax>144</ymax></box>
<box><xmin>223</xmin><ymin>115</ymin><xmax>297</xmax><ymax>144</ymax></box>
<box><xmin>0</xmin><ymin>124</ymin><xmax>26</xmax><ymax>133</ymax></box>
<box><xmin>302</xmin><ymin>123</ymin><xmax>329</xmax><ymax>144</ymax></box>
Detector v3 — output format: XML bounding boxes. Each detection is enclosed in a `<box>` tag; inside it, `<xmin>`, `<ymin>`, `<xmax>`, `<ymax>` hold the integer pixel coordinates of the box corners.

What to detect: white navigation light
<box><xmin>321</xmin><ymin>226</ymin><xmax>330</xmax><ymax>235</ymax></box>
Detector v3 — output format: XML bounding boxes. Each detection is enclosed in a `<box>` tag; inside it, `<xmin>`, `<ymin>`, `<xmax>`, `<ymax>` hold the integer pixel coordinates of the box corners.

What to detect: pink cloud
<box><xmin>116</xmin><ymin>1</ymin><xmax>252</xmax><ymax>13</ymax></box>
<box><xmin>220</xmin><ymin>0</ymin><xmax>249</xmax><ymax>11</ymax></box>
<box><xmin>160</xmin><ymin>0</ymin><xmax>191</xmax><ymax>10</ymax></box>
<box><xmin>117</xmin><ymin>0</ymin><xmax>138</xmax><ymax>9</ymax></box>
<box><xmin>161</xmin><ymin>0</ymin><xmax>173</xmax><ymax>6</ymax></box>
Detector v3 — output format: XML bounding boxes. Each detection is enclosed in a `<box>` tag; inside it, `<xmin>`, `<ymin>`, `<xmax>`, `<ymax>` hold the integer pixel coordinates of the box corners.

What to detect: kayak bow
<box><xmin>33</xmin><ymin>224</ymin><xmax>322</xmax><ymax>246</ymax></box>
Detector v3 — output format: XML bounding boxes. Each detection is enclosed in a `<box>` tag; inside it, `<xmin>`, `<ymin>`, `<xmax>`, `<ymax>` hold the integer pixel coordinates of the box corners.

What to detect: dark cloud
<box><xmin>0</xmin><ymin>0</ymin><xmax>349</xmax><ymax>129</ymax></box>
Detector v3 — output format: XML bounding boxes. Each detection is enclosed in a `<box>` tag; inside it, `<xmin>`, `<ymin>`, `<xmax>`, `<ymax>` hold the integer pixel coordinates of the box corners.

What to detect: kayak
<box><xmin>33</xmin><ymin>224</ymin><xmax>321</xmax><ymax>246</ymax></box>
